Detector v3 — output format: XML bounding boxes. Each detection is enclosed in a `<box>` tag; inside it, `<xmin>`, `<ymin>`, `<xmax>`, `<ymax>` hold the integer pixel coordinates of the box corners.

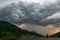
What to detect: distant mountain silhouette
<box><xmin>0</xmin><ymin>21</ymin><xmax>43</xmax><ymax>38</ymax></box>
<box><xmin>50</xmin><ymin>32</ymin><xmax>60</xmax><ymax>37</ymax></box>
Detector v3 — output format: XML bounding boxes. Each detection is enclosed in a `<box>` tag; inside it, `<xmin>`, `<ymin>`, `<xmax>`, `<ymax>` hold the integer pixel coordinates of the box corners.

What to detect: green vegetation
<box><xmin>0</xmin><ymin>21</ymin><xmax>43</xmax><ymax>40</ymax></box>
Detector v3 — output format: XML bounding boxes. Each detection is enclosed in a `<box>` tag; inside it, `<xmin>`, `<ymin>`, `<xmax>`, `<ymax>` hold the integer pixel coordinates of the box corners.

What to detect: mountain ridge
<box><xmin>0</xmin><ymin>21</ymin><xmax>44</xmax><ymax>39</ymax></box>
<box><xmin>50</xmin><ymin>31</ymin><xmax>60</xmax><ymax>37</ymax></box>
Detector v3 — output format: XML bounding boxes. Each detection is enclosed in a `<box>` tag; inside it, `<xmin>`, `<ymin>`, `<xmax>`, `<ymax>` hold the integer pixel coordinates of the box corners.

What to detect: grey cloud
<box><xmin>0</xmin><ymin>0</ymin><xmax>9</xmax><ymax>3</ymax></box>
<box><xmin>0</xmin><ymin>1</ymin><xmax>60</xmax><ymax>26</ymax></box>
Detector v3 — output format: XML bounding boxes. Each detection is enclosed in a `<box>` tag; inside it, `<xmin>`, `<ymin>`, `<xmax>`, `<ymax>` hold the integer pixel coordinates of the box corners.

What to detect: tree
<box><xmin>46</xmin><ymin>34</ymin><xmax>49</xmax><ymax>38</ymax></box>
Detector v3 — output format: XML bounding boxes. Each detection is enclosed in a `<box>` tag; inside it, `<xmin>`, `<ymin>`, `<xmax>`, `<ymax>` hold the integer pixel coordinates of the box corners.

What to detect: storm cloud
<box><xmin>0</xmin><ymin>0</ymin><xmax>60</xmax><ymax>26</ymax></box>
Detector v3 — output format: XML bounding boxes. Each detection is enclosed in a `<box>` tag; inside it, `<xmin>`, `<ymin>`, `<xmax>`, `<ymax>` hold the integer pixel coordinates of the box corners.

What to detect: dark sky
<box><xmin>0</xmin><ymin>0</ymin><xmax>60</xmax><ymax>35</ymax></box>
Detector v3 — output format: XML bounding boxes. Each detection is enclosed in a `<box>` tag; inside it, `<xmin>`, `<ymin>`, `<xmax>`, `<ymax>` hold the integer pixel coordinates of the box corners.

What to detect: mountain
<box><xmin>0</xmin><ymin>21</ymin><xmax>22</xmax><ymax>35</ymax></box>
<box><xmin>50</xmin><ymin>32</ymin><xmax>60</xmax><ymax>37</ymax></box>
<box><xmin>0</xmin><ymin>21</ymin><xmax>44</xmax><ymax>40</ymax></box>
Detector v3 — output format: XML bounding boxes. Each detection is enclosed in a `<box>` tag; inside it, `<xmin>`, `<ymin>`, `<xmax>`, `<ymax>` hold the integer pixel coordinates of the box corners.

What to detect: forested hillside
<box><xmin>0</xmin><ymin>21</ymin><xmax>43</xmax><ymax>40</ymax></box>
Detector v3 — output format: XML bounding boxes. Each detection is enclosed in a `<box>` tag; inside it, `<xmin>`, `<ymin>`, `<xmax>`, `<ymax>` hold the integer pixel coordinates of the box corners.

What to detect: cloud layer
<box><xmin>0</xmin><ymin>0</ymin><xmax>60</xmax><ymax>26</ymax></box>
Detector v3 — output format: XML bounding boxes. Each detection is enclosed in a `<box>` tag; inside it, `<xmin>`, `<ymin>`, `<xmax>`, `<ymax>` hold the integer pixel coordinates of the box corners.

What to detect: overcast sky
<box><xmin>0</xmin><ymin>0</ymin><xmax>60</xmax><ymax>35</ymax></box>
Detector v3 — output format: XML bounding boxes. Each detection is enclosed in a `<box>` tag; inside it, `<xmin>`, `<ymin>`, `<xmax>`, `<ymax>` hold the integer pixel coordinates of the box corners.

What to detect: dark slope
<box><xmin>0</xmin><ymin>21</ymin><xmax>22</xmax><ymax>35</ymax></box>
<box><xmin>0</xmin><ymin>21</ymin><xmax>43</xmax><ymax>38</ymax></box>
<box><xmin>50</xmin><ymin>32</ymin><xmax>60</xmax><ymax>37</ymax></box>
